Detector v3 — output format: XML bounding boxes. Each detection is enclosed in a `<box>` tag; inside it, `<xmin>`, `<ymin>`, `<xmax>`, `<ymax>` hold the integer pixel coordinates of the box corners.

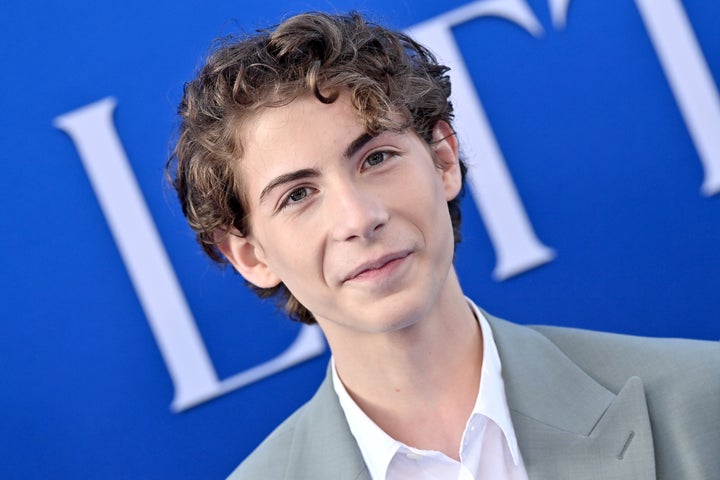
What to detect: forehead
<box><xmin>236</xmin><ymin>94</ymin><xmax>364</xmax><ymax>199</ymax></box>
<box><xmin>244</xmin><ymin>93</ymin><xmax>361</xmax><ymax>151</ymax></box>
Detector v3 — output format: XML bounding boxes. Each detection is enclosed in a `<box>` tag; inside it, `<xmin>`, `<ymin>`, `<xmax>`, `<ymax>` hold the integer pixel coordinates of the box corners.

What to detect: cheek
<box><xmin>266</xmin><ymin>235</ymin><xmax>324</xmax><ymax>284</ymax></box>
<box><xmin>399</xmin><ymin>170</ymin><xmax>448</xmax><ymax>215</ymax></box>
<box><xmin>253</xmin><ymin>209</ymin><xmax>332</xmax><ymax>285</ymax></box>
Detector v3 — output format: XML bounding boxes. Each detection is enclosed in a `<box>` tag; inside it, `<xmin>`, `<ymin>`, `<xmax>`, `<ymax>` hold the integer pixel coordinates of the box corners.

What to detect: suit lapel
<box><xmin>283</xmin><ymin>370</ymin><xmax>371</xmax><ymax>480</ymax></box>
<box><xmin>488</xmin><ymin>315</ymin><xmax>656</xmax><ymax>480</ymax></box>
<box><xmin>280</xmin><ymin>314</ymin><xmax>657</xmax><ymax>480</ymax></box>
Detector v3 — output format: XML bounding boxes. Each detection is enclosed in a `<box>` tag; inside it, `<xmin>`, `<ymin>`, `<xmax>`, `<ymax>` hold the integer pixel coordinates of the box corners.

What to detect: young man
<box><xmin>168</xmin><ymin>12</ymin><xmax>719</xmax><ymax>480</ymax></box>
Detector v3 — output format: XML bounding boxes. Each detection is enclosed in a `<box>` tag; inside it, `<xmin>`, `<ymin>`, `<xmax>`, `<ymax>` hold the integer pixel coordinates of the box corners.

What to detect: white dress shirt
<box><xmin>331</xmin><ymin>300</ymin><xmax>529</xmax><ymax>480</ymax></box>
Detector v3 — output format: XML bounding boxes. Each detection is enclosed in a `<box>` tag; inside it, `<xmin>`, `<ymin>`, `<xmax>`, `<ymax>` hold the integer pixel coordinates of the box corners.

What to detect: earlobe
<box><xmin>216</xmin><ymin>229</ymin><xmax>282</xmax><ymax>289</ymax></box>
<box><xmin>431</xmin><ymin>121</ymin><xmax>462</xmax><ymax>201</ymax></box>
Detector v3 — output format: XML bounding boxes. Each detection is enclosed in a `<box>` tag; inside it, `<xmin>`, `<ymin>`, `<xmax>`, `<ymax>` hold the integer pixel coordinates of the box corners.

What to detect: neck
<box><xmin>326</xmin><ymin>269</ymin><xmax>483</xmax><ymax>458</ymax></box>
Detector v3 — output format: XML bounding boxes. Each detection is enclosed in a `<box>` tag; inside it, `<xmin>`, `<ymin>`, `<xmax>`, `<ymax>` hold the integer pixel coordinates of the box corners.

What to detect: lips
<box><xmin>342</xmin><ymin>250</ymin><xmax>412</xmax><ymax>283</ymax></box>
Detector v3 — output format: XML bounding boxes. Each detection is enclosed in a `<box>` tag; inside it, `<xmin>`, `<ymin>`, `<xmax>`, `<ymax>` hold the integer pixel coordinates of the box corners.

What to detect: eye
<box><xmin>288</xmin><ymin>188</ymin><xmax>308</xmax><ymax>203</ymax></box>
<box><xmin>362</xmin><ymin>151</ymin><xmax>390</xmax><ymax>170</ymax></box>
<box><xmin>279</xmin><ymin>186</ymin><xmax>314</xmax><ymax>210</ymax></box>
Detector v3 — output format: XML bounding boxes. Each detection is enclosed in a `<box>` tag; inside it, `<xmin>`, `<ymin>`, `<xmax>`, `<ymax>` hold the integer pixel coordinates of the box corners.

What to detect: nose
<box><xmin>329</xmin><ymin>182</ymin><xmax>388</xmax><ymax>242</ymax></box>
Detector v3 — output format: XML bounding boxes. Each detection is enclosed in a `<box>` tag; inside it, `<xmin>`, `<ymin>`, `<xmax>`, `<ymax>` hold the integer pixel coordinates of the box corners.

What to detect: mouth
<box><xmin>342</xmin><ymin>250</ymin><xmax>412</xmax><ymax>283</ymax></box>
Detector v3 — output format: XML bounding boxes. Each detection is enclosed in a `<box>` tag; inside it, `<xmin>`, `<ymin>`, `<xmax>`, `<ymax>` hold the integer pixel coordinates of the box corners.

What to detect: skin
<box><xmin>219</xmin><ymin>91</ymin><xmax>483</xmax><ymax>459</ymax></box>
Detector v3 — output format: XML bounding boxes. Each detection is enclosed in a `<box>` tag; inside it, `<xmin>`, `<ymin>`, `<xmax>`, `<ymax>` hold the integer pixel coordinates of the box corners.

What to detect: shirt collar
<box><xmin>331</xmin><ymin>298</ymin><xmax>522</xmax><ymax>479</ymax></box>
<box><xmin>468</xmin><ymin>298</ymin><xmax>522</xmax><ymax>466</ymax></box>
<box><xmin>331</xmin><ymin>359</ymin><xmax>400</xmax><ymax>480</ymax></box>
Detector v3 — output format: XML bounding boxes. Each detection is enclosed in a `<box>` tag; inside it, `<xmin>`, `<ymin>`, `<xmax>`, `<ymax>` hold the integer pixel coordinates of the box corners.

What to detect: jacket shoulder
<box><xmin>530</xmin><ymin>323</ymin><xmax>720</xmax><ymax>478</ymax></box>
<box><xmin>225</xmin><ymin>370</ymin><xmax>369</xmax><ymax>480</ymax></box>
<box><xmin>226</xmin><ymin>403</ymin><xmax>308</xmax><ymax>480</ymax></box>
<box><xmin>527</xmin><ymin>324</ymin><xmax>719</xmax><ymax>390</ymax></box>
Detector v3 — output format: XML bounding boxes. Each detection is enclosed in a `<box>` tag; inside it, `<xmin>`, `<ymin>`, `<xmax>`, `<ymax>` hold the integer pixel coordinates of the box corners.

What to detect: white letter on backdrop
<box><xmin>633</xmin><ymin>0</ymin><xmax>720</xmax><ymax>196</ymax></box>
<box><xmin>407</xmin><ymin>0</ymin><xmax>556</xmax><ymax>280</ymax></box>
<box><xmin>54</xmin><ymin>98</ymin><xmax>325</xmax><ymax>411</ymax></box>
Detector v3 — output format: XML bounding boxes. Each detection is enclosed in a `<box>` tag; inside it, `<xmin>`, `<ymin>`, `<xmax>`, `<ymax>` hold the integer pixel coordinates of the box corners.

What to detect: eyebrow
<box><xmin>345</xmin><ymin>133</ymin><xmax>374</xmax><ymax>158</ymax></box>
<box><xmin>257</xmin><ymin>132</ymin><xmax>378</xmax><ymax>204</ymax></box>
<box><xmin>259</xmin><ymin>168</ymin><xmax>320</xmax><ymax>204</ymax></box>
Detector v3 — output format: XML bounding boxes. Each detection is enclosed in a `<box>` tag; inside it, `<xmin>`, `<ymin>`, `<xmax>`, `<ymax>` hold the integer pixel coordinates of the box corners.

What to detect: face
<box><xmin>220</xmin><ymin>92</ymin><xmax>462</xmax><ymax>341</ymax></box>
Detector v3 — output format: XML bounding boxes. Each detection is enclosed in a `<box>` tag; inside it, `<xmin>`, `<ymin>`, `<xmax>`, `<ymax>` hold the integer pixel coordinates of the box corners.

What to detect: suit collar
<box><xmin>280</xmin><ymin>312</ymin><xmax>656</xmax><ymax>479</ymax></box>
<box><xmin>283</xmin><ymin>369</ymin><xmax>371</xmax><ymax>480</ymax></box>
<box><xmin>487</xmin><ymin>313</ymin><xmax>656</xmax><ymax>479</ymax></box>
<box><xmin>487</xmin><ymin>314</ymin><xmax>616</xmax><ymax>434</ymax></box>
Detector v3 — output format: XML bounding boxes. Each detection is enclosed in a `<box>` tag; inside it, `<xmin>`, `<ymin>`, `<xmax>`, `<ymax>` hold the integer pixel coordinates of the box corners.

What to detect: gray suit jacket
<box><xmin>228</xmin><ymin>314</ymin><xmax>720</xmax><ymax>479</ymax></box>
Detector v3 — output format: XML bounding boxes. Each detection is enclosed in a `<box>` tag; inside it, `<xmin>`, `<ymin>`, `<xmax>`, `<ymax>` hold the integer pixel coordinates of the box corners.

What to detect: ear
<box><xmin>431</xmin><ymin>121</ymin><xmax>462</xmax><ymax>201</ymax></box>
<box><xmin>216</xmin><ymin>229</ymin><xmax>282</xmax><ymax>289</ymax></box>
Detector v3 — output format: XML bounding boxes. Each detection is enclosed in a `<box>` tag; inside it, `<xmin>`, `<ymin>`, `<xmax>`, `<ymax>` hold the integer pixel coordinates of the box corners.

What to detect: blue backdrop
<box><xmin>1</xmin><ymin>0</ymin><xmax>718</xmax><ymax>478</ymax></box>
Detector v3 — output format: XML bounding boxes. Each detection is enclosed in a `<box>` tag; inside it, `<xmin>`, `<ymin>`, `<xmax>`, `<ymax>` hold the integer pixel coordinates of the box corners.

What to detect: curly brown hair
<box><xmin>167</xmin><ymin>11</ymin><xmax>467</xmax><ymax>324</ymax></box>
